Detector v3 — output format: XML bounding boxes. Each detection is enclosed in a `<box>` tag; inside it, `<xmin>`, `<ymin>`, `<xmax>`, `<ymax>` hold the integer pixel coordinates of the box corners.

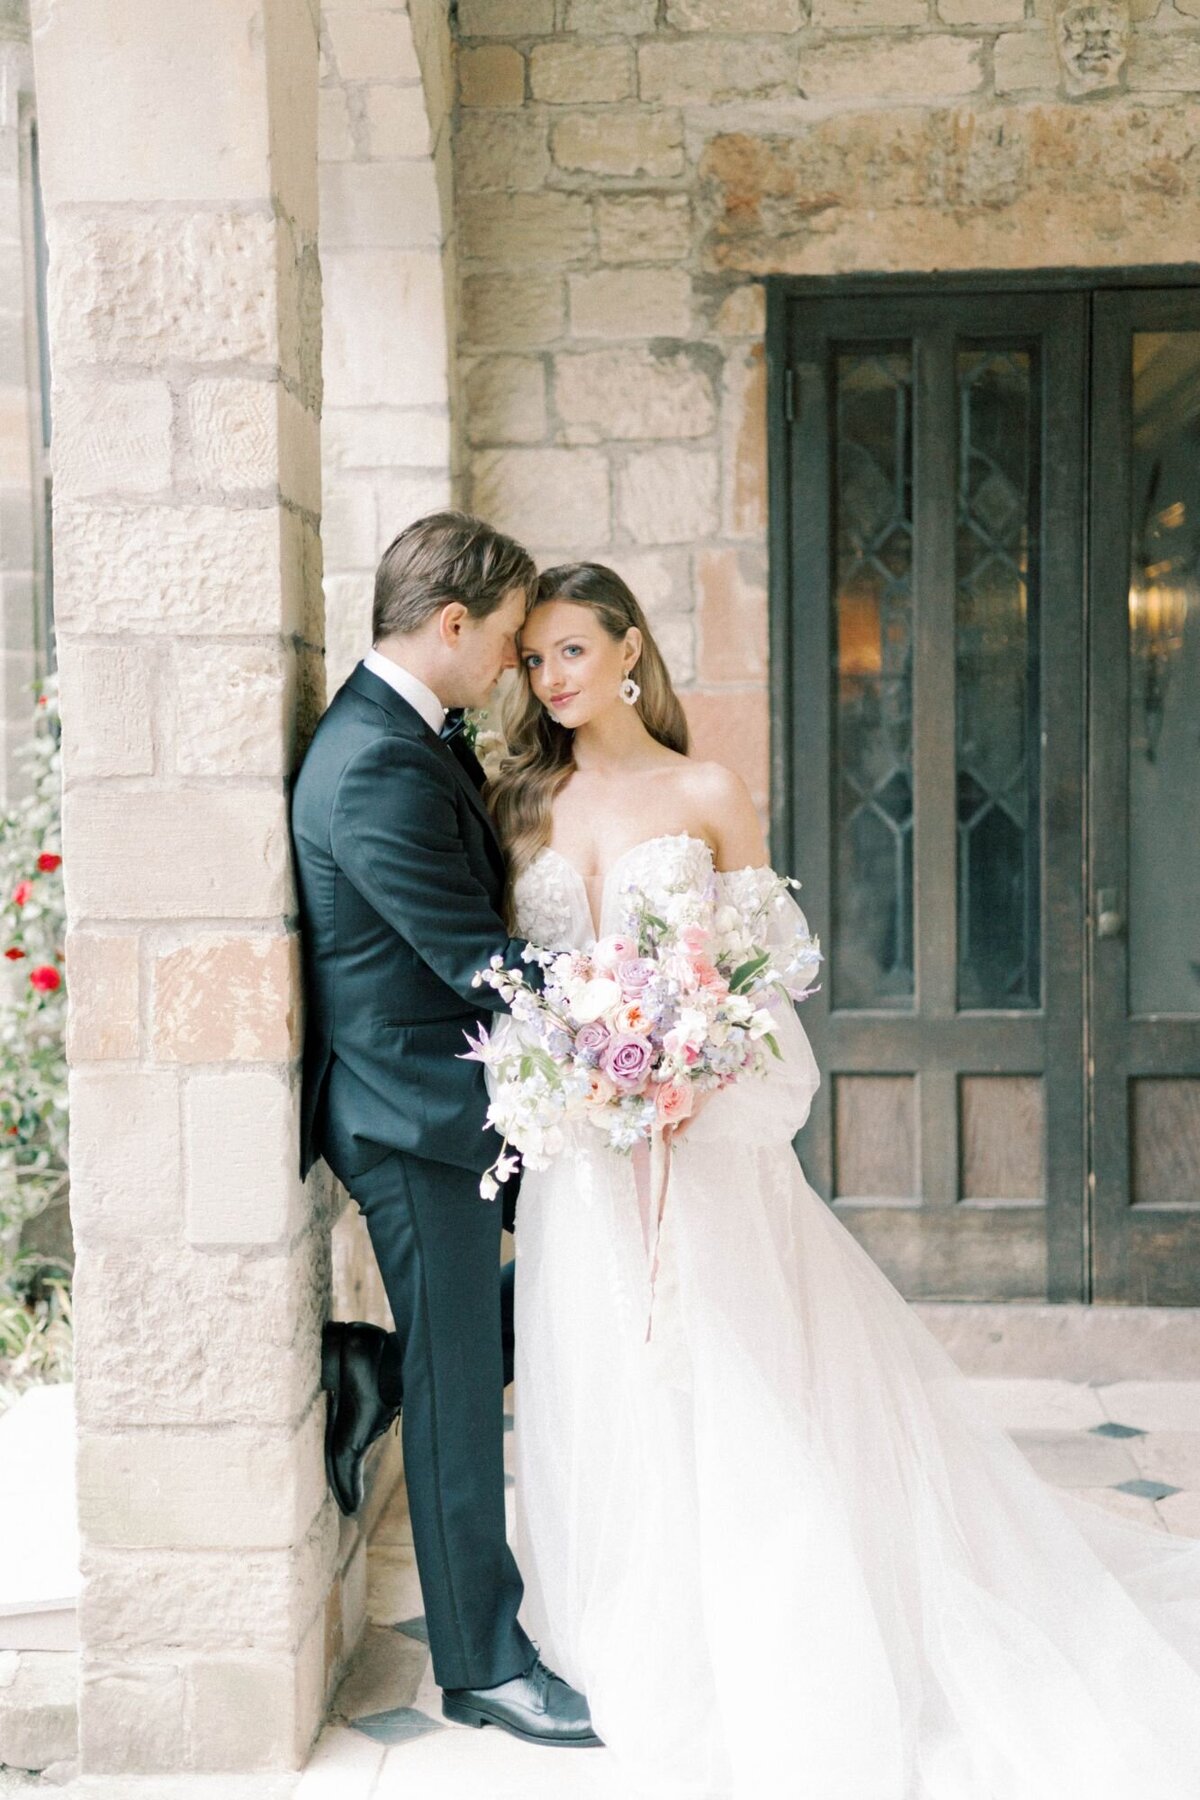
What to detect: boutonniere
<box><xmin>464</xmin><ymin>710</ymin><xmax>506</xmax><ymax>779</ymax></box>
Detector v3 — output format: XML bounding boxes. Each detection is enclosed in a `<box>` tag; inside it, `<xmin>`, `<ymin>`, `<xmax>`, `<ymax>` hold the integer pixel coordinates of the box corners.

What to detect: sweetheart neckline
<box><xmin>530</xmin><ymin>832</ymin><xmax>715</xmax><ymax>938</ymax></box>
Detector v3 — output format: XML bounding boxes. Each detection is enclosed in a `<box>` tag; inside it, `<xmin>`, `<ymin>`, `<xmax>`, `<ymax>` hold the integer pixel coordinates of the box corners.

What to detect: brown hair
<box><xmin>372</xmin><ymin>511</ymin><xmax>537</xmax><ymax>640</ymax></box>
<box><xmin>489</xmin><ymin>563</ymin><xmax>689</xmax><ymax>916</ymax></box>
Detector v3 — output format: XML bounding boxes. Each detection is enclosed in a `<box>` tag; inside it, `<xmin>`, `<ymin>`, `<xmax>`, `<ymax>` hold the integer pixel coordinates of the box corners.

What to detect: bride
<box><xmin>487</xmin><ymin>562</ymin><xmax>1200</xmax><ymax>1800</ymax></box>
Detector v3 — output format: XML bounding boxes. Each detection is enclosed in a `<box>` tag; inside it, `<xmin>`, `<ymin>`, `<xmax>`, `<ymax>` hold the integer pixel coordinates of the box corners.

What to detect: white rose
<box><xmin>573</xmin><ymin>977</ymin><xmax>622</xmax><ymax>1023</ymax></box>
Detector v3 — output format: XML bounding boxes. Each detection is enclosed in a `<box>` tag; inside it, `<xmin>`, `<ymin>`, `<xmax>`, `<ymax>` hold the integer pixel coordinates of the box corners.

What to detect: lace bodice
<box><xmin>513</xmin><ymin>831</ymin><xmax>720</xmax><ymax>948</ymax></box>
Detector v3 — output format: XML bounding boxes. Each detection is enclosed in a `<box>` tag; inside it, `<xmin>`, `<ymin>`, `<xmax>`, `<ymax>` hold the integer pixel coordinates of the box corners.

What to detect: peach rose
<box><xmin>655</xmin><ymin>1078</ymin><xmax>695</xmax><ymax>1127</ymax></box>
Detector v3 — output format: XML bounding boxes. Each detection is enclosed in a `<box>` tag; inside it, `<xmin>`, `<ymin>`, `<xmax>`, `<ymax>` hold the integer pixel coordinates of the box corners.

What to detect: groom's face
<box><xmin>452</xmin><ymin>586</ymin><xmax>527</xmax><ymax>709</ymax></box>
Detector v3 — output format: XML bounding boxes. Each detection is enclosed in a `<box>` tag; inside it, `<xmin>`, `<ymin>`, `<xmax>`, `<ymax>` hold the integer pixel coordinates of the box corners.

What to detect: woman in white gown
<box><xmin>487</xmin><ymin>563</ymin><xmax>1200</xmax><ymax>1800</ymax></box>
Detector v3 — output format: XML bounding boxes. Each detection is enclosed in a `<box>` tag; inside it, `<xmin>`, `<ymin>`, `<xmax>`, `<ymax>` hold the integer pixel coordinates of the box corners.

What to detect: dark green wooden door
<box><xmin>770</xmin><ymin>287</ymin><xmax>1090</xmax><ymax>1301</ymax></box>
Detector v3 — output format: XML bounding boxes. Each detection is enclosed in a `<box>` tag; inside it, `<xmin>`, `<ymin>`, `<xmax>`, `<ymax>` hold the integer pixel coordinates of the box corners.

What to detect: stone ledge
<box><xmin>916</xmin><ymin>1303</ymin><xmax>1200</xmax><ymax>1381</ymax></box>
<box><xmin>0</xmin><ymin>1651</ymin><xmax>77</xmax><ymax>1776</ymax></box>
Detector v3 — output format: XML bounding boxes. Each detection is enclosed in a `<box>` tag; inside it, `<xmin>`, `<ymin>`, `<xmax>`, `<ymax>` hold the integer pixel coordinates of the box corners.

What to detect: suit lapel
<box><xmin>345</xmin><ymin>662</ymin><xmax>505</xmax><ymax>863</ymax></box>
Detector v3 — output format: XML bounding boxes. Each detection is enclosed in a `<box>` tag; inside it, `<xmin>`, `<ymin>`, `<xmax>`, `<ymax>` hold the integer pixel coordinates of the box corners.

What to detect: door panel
<box><xmin>776</xmin><ymin>292</ymin><xmax>1087</xmax><ymax>1300</ymax></box>
<box><xmin>1090</xmin><ymin>292</ymin><xmax>1200</xmax><ymax>1304</ymax></box>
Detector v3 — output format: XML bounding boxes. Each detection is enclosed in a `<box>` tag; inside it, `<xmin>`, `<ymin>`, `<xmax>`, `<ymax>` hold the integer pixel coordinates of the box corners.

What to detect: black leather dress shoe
<box><xmin>320</xmin><ymin>1321</ymin><xmax>401</xmax><ymax>1517</ymax></box>
<box><xmin>442</xmin><ymin>1656</ymin><xmax>601</xmax><ymax>1747</ymax></box>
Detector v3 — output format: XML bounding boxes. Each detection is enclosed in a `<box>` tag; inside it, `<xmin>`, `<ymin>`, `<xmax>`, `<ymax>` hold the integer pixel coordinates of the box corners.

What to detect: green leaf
<box><xmin>729</xmin><ymin>951</ymin><xmax>771</xmax><ymax>992</ymax></box>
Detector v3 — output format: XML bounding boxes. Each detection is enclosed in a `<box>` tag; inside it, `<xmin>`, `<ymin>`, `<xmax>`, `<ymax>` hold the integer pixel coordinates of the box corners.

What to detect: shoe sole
<box><xmin>441</xmin><ymin>1696</ymin><xmax>601</xmax><ymax>1747</ymax></box>
<box><xmin>320</xmin><ymin>1327</ymin><xmax>359</xmax><ymax>1518</ymax></box>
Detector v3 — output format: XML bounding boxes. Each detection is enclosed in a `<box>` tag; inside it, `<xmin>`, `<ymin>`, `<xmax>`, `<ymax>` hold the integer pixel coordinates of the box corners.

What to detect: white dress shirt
<box><xmin>362</xmin><ymin>647</ymin><xmax>446</xmax><ymax>736</ymax></box>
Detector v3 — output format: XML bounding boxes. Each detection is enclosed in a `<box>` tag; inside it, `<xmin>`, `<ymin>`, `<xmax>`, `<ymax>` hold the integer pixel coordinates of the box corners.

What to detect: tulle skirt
<box><xmin>513</xmin><ymin>1120</ymin><xmax>1200</xmax><ymax>1800</ymax></box>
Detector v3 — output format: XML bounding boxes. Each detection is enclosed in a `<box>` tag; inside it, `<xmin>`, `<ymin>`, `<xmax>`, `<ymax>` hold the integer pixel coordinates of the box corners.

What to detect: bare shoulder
<box><xmin>683</xmin><ymin>760</ymin><xmax>767</xmax><ymax>867</ymax></box>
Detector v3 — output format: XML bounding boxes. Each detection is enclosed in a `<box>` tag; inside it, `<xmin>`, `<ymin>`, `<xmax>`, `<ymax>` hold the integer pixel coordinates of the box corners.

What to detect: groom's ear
<box><xmin>437</xmin><ymin>600</ymin><xmax>469</xmax><ymax>646</ymax></box>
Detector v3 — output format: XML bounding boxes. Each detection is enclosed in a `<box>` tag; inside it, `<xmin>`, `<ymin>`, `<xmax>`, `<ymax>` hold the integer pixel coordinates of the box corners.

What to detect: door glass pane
<box><xmin>1128</xmin><ymin>332</ymin><xmax>1200</xmax><ymax>1016</ymax></box>
<box><xmin>831</xmin><ymin>348</ymin><xmax>914</xmax><ymax>1010</ymax></box>
<box><xmin>955</xmin><ymin>347</ymin><xmax>1041</xmax><ymax>1010</ymax></box>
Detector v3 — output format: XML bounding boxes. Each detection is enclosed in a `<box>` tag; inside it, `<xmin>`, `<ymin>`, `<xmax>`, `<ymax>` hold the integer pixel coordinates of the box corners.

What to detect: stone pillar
<box><xmin>32</xmin><ymin>0</ymin><xmax>334</xmax><ymax>1774</ymax></box>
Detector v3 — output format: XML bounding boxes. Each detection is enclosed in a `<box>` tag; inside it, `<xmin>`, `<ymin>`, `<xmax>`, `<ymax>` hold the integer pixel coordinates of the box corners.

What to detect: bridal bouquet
<box><xmin>462</xmin><ymin>871</ymin><xmax>820</xmax><ymax>1201</ymax></box>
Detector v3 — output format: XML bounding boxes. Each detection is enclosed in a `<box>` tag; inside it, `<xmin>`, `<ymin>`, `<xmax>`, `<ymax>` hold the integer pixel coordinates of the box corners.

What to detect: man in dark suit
<box><xmin>291</xmin><ymin>512</ymin><xmax>597</xmax><ymax>1746</ymax></box>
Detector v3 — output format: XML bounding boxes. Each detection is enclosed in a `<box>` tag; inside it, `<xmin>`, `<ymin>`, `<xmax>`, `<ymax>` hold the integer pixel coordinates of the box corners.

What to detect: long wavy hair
<box><xmin>489</xmin><ymin>563</ymin><xmax>689</xmax><ymax>917</ymax></box>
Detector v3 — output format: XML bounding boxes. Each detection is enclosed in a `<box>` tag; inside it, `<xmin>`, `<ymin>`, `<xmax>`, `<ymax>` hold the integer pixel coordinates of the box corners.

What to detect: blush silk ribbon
<box><xmin>631</xmin><ymin>1129</ymin><xmax>673</xmax><ymax>1344</ymax></box>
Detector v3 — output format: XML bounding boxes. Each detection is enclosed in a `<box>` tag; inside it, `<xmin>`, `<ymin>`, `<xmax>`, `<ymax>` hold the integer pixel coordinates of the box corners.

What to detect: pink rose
<box><xmin>678</xmin><ymin>924</ymin><xmax>709</xmax><ymax>955</ymax></box>
<box><xmin>656</xmin><ymin>1079</ymin><xmax>694</xmax><ymax>1127</ymax></box>
<box><xmin>601</xmin><ymin>1032</ymin><xmax>654</xmax><ymax>1092</ymax></box>
<box><xmin>574</xmin><ymin>1021</ymin><xmax>611</xmax><ymax>1063</ymax></box>
<box><xmin>592</xmin><ymin>933</ymin><xmax>636</xmax><ymax>970</ymax></box>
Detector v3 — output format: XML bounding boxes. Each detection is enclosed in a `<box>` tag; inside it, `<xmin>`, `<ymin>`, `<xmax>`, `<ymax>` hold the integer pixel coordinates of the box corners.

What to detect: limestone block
<box><xmin>714</xmin><ymin>284</ymin><xmax>765</xmax><ymax>337</ymax></box>
<box><xmin>723</xmin><ymin>343</ymin><xmax>766</xmax><ymax>536</ymax></box>
<box><xmin>595</xmin><ymin>192</ymin><xmax>692</xmax><ymax>263</ymax></box>
<box><xmin>81</xmin><ymin>1510</ymin><xmax>339</xmax><ymax>1655</ymax></box>
<box><xmin>319</xmin><ymin>161</ymin><xmax>441</xmax><ymax>252</ymax></box>
<box><xmin>616</xmin><ymin>445</ymin><xmax>718</xmax><ymax>545</ymax></box>
<box><xmin>364</xmin><ymin>85</ymin><xmax>433</xmax><ymax>160</ymax></box>
<box><xmin>555</xmin><ymin>348</ymin><xmax>716</xmax><ymax>441</ymax></box>
<box><xmin>152</xmin><ymin>932</ymin><xmax>299</xmax><ymax>1064</ymax></box>
<box><xmin>531</xmin><ymin>41</ymin><xmax>633</xmax><ymax>101</ymax></box>
<box><xmin>323</xmin><ymin>249</ymin><xmax>448</xmax><ymax>407</ymax></box>
<box><xmin>62</xmin><ymin>787</ymin><xmax>293</xmax><ymax>920</ymax></box>
<box><xmin>938</xmin><ymin>0</ymin><xmax>1024</xmax><ymax>21</ymax></box>
<box><xmin>186</xmin><ymin>380</ymin><xmax>317</xmax><ymax>510</ymax></box>
<box><xmin>797</xmin><ymin>34</ymin><xmax>983</xmax><ymax>100</ymax></box>
<box><xmin>456</xmin><ymin>112</ymin><xmax>550</xmax><ymax>192</ymax></box>
<box><xmin>461</xmin><ymin>271</ymin><xmax>564</xmax><ymax>347</ymax></box>
<box><xmin>993</xmin><ymin>28</ymin><xmax>1060</xmax><ymax>92</ymax></box>
<box><xmin>603</xmin><ymin>548</ymin><xmax>692</xmax><ymax>616</ymax></box>
<box><xmin>53</xmin><ymin>378</ymin><xmax>172</xmax><ymax>498</ymax></box>
<box><xmin>324</xmin><ymin>10</ymin><xmax>419</xmax><ymax>81</ymax></box>
<box><xmin>171</xmin><ymin>643</ymin><xmax>294</xmax><ymax>779</ymax></box>
<box><xmin>459</xmin><ymin>191</ymin><xmax>592</xmax><ymax>266</ymax></box>
<box><xmin>569</xmin><ymin>269</ymin><xmax>692</xmax><ymax>340</ymax></box>
<box><xmin>321</xmin><ymin>482</ymin><xmax>378</xmax><ymax>570</ymax></box>
<box><xmin>682</xmin><ymin>688</ymin><xmax>769</xmax><ymax>805</ymax></box>
<box><xmin>187</xmin><ymin>1650</ymin><xmax>310</xmax><ymax>1770</ymax></box>
<box><xmin>472</xmin><ymin>447</ymin><xmax>610</xmax><ymax>546</ymax></box>
<box><xmin>68</xmin><ymin>1070</ymin><xmax>182</xmax><ymax>1245</ymax></box>
<box><xmin>813</xmin><ymin>0</ymin><xmax>924</xmax><ymax>22</ymax></box>
<box><xmin>184</xmin><ymin>1070</ymin><xmax>305</xmax><ymax>1247</ymax></box>
<box><xmin>653</xmin><ymin>612</ymin><xmax>696</xmax><ymax>686</ymax></box>
<box><xmin>66</xmin><ymin>932</ymin><xmax>140</xmax><ymax>1063</ymax></box>
<box><xmin>564</xmin><ymin>0</ymin><xmax>658</xmax><ymax>26</ymax></box>
<box><xmin>56</xmin><ymin>642</ymin><xmax>155</xmax><ymax>783</ymax></box>
<box><xmin>54</xmin><ymin>502</ymin><xmax>301</xmax><ymax>636</ymax></box>
<box><xmin>323</xmin><ymin>576</ymin><xmax>373</xmax><ymax>695</ymax></box>
<box><xmin>319</xmin><ymin>85</ymin><xmax>354</xmax><ymax>161</ymax></box>
<box><xmin>552</xmin><ymin>109</ymin><xmax>684</xmax><ymax>179</ymax></box>
<box><xmin>1127</xmin><ymin>33</ymin><xmax>1200</xmax><ymax>89</ymax></box>
<box><xmin>638</xmin><ymin>38</ymin><xmax>795</xmax><ymax>102</ymax></box>
<box><xmin>697</xmin><ymin>547</ymin><xmax>768</xmax><ymax>683</ymax></box>
<box><xmin>323</xmin><ymin>405</ymin><xmax>452</xmax><ymax>471</ymax></box>
<box><xmin>77</xmin><ymin>1403</ymin><xmax>326</xmax><ymax>1549</ymax></box>
<box><xmin>72</xmin><ymin>1234</ymin><xmax>325</xmax><ymax>1430</ymax></box>
<box><xmin>667</xmin><ymin>0</ymin><xmax>804</xmax><ymax>25</ymax></box>
<box><xmin>0</xmin><ymin>385</ymin><xmax>30</xmax><ymax>485</ymax></box>
<box><xmin>464</xmin><ymin>356</ymin><xmax>547</xmax><ymax>444</ymax></box>
<box><xmin>49</xmin><ymin>210</ymin><xmax>279</xmax><ymax>368</ymax></box>
<box><xmin>79</xmin><ymin>1659</ymin><xmax>185</xmax><ymax>1775</ymax></box>
<box><xmin>369</xmin><ymin>468</ymin><xmax>454</xmax><ymax>550</ymax></box>
<box><xmin>460</xmin><ymin>44</ymin><xmax>526</xmax><ymax>106</ymax></box>
<box><xmin>458</xmin><ymin>0</ymin><xmax>555</xmax><ymax>34</ymax></box>
<box><xmin>0</xmin><ymin>1651</ymin><xmax>77</xmax><ymax>1772</ymax></box>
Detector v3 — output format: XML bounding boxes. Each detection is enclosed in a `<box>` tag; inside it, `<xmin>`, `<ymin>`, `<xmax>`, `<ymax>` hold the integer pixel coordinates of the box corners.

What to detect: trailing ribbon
<box><xmin>631</xmin><ymin>1128</ymin><xmax>673</xmax><ymax>1344</ymax></box>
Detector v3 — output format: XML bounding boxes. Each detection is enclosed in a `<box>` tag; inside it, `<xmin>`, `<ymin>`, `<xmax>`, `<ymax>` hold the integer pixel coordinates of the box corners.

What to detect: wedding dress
<box><xmin>508</xmin><ymin>833</ymin><xmax>1200</xmax><ymax>1800</ymax></box>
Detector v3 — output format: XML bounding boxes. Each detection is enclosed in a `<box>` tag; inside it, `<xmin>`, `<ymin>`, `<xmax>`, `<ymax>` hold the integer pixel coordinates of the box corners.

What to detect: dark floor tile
<box><xmin>351</xmin><ymin>1706</ymin><xmax>444</xmax><ymax>1746</ymax></box>
<box><xmin>395</xmin><ymin>1615</ymin><xmax>429</xmax><ymax>1645</ymax></box>
<box><xmin>1091</xmin><ymin>1421</ymin><xmax>1146</xmax><ymax>1439</ymax></box>
<box><xmin>1115</xmin><ymin>1478</ymin><xmax>1181</xmax><ymax>1501</ymax></box>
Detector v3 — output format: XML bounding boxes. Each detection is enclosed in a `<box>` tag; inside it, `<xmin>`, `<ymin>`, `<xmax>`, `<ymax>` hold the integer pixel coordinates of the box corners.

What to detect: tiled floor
<box><xmin>50</xmin><ymin>1377</ymin><xmax>1200</xmax><ymax>1800</ymax></box>
<box><xmin>291</xmin><ymin>1376</ymin><xmax>1200</xmax><ymax>1800</ymax></box>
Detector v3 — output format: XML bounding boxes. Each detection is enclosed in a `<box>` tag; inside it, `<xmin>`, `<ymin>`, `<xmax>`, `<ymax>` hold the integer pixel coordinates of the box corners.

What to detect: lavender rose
<box><xmin>601</xmin><ymin>1032</ymin><xmax>654</xmax><ymax>1092</ymax></box>
<box><xmin>616</xmin><ymin>956</ymin><xmax>656</xmax><ymax>996</ymax></box>
<box><xmin>574</xmin><ymin>1020</ymin><xmax>611</xmax><ymax>1065</ymax></box>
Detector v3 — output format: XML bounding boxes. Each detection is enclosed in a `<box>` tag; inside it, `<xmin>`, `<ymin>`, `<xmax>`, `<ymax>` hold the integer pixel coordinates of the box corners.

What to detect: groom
<box><xmin>291</xmin><ymin>512</ymin><xmax>596</xmax><ymax>1746</ymax></box>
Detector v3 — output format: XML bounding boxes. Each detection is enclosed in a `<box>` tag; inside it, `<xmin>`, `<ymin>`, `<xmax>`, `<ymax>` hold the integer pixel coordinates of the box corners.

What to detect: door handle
<box><xmin>1095</xmin><ymin>887</ymin><xmax>1125</xmax><ymax>939</ymax></box>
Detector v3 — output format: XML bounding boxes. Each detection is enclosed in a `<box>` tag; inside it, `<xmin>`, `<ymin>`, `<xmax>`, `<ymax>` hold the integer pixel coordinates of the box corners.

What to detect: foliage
<box><xmin>0</xmin><ymin>676</ymin><xmax>70</xmax><ymax>1408</ymax></box>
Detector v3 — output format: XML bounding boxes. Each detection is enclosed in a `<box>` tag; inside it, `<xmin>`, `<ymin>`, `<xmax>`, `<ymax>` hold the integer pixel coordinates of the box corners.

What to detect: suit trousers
<box><xmin>350</xmin><ymin>1149</ymin><xmax>533</xmax><ymax>1690</ymax></box>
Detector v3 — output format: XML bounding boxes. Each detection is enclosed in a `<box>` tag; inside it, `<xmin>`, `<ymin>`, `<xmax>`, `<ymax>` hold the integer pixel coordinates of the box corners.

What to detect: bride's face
<box><xmin>519</xmin><ymin>599</ymin><xmax>638</xmax><ymax>731</ymax></box>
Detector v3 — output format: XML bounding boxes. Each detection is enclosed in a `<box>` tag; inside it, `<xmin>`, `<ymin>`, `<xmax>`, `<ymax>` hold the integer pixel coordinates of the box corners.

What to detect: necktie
<box><xmin>439</xmin><ymin>708</ymin><xmax>466</xmax><ymax>743</ymax></box>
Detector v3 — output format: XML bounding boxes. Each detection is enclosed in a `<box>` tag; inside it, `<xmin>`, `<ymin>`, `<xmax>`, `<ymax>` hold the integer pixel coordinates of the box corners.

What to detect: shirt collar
<box><xmin>362</xmin><ymin>648</ymin><xmax>447</xmax><ymax>737</ymax></box>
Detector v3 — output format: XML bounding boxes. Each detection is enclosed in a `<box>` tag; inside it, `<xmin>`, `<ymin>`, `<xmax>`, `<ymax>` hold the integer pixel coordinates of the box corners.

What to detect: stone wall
<box><xmin>32</xmin><ymin>0</ymin><xmax>344</xmax><ymax>1774</ymax></box>
<box><xmin>453</xmin><ymin>0</ymin><xmax>1200</xmax><ymax>810</ymax></box>
<box><xmin>318</xmin><ymin>0</ymin><xmax>457</xmax><ymax>696</ymax></box>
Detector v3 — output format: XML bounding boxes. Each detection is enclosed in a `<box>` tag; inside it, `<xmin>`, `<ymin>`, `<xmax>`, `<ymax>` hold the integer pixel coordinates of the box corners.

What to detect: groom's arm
<box><xmin>330</xmin><ymin>734</ymin><xmax>529</xmax><ymax>1012</ymax></box>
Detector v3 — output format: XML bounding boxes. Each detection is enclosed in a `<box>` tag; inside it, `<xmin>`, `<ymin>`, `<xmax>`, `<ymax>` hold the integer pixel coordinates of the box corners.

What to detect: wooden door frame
<box><xmin>766</xmin><ymin>266</ymin><xmax>1200</xmax><ymax>1302</ymax></box>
